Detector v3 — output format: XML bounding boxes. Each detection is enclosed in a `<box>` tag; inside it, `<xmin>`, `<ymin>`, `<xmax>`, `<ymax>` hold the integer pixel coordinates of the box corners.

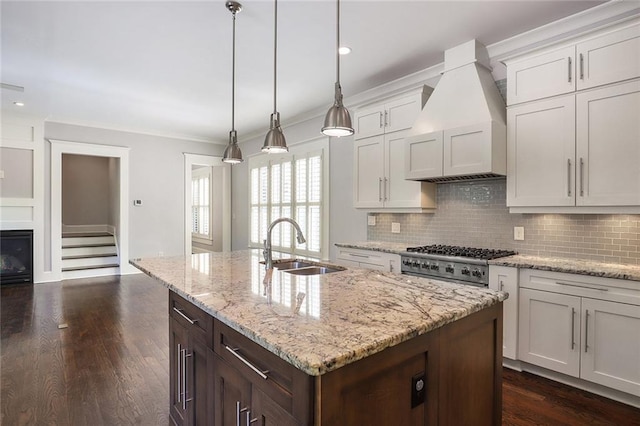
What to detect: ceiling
<box><xmin>1</xmin><ymin>0</ymin><xmax>607</xmax><ymax>144</ymax></box>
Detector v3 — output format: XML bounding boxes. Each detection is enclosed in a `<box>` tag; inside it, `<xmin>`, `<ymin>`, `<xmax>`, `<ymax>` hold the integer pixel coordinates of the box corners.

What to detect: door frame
<box><xmin>184</xmin><ymin>153</ymin><xmax>231</xmax><ymax>255</ymax></box>
<box><xmin>50</xmin><ymin>139</ymin><xmax>133</xmax><ymax>280</ymax></box>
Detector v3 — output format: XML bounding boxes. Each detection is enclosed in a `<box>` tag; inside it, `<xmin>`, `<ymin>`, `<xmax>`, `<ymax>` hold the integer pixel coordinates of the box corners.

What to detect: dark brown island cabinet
<box><xmin>168</xmin><ymin>290</ymin><xmax>503</xmax><ymax>426</ymax></box>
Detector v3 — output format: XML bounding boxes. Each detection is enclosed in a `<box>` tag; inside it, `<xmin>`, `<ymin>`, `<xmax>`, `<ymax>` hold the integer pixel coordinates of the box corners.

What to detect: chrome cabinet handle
<box><xmin>579</xmin><ymin>157</ymin><xmax>584</xmax><ymax>197</ymax></box>
<box><xmin>181</xmin><ymin>348</ymin><xmax>188</xmax><ymax>410</ymax></box>
<box><xmin>348</xmin><ymin>253</ymin><xmax>370</xmax><ymax>258</ymax></box>
<box><xmin>571</xmin><ymin>308</ymin><xmax>576</xmax><ymax>350</ymax></box>
<box><xmin>384</xmin><ymin>177</ymin><xmax>388</xmax><ymax>201</ymax></box>
<box><xmin>379</xmin><ymin>112</ymin><xmax>383</xmax><ymax>128</ymax></box>
<box><xmin>567</xmin><ymin>159</ymin><xmax>572</xmax><ymax>197</ymax></box>
<box><xmin>579</xmin><ymin>53</ymin><xmax>584</xmax><ymax>80</ymax></box>
<box><xmin>568</xmin><ymin>57</ymin><xmax>572</xmax><ymax>83</ymax></box>
<box><xmin>378</xmin><ymin>177</ymin><xmax>383</xmax><ymax>202</ymax></box>
<box><xmin>499</xmin><ymin>280</ymin><xmax>504</xmax><ymax>291</ymax></box>
<box><xmin>225</xmin><ymin>345</ymin><xmax>269</xmax><ymax>379</ymax></box>
<box><xmin>384</xmin><ymin>110</ymin><xmax>388</xmax><ymax>127</ymax></box>
<box><xmin>177</xmin><ymin>344</ymin><xmax>182</xmax><ymax>403</ymax></box>
<box><xmin>247</xmin><ymin>411</ymin><xmax>258</xmax><ymax>425</ymax></box>
<box><xmin>585</xmin><ymin>309</ymin><xmax>590</xmax><ymax>353</ymax></box>
<box><xmin>236</xmin><ymin>401</ymin><xmax>241</xmax><ymax>426</ymax></box>
<box><xmin>173</xmin><ymin>307</ymin><xmax>197</xmax><ymax>325</ymax></box>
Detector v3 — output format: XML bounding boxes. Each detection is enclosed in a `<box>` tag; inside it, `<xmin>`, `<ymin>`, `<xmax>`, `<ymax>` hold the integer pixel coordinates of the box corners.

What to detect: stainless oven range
<box><xmin>401</xmin><ymin>245</ymin><xmax>517</xmax><ymax>287</ymax></box>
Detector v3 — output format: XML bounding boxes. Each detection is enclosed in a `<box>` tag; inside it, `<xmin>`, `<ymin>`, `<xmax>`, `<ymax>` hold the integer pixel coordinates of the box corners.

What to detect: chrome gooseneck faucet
<box><xmin>263</xmin><ymin>218</ymin><xmax>306</xmax><ymax>270</ymax></box>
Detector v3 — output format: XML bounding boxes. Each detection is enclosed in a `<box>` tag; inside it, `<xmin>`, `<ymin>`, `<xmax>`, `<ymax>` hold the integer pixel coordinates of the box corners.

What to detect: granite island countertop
<box><xmin>131</xmin><ymin>250</ymin><xmax>506</xmax><ymax>376</ymax></box>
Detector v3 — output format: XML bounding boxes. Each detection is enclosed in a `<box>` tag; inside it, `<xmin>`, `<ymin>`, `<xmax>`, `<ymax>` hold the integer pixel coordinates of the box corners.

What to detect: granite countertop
<box><xmin>489</xmin><ymin>254</ymin><xmax>640</xmax><ymax>282</ymax></box>
<box><xmin>335</xmin><ymin>241</ymin><xmax>409</xmax><ymax>254</ymax></box>
<box><xmin>337</xmin><ymin>241</ymin><xmax>640</xmax><ymax>282</ymax></box>
<box><xmin>131</xmin><ymin>250</ymin><xmax>505</xmax><ymax>376</ymax></box>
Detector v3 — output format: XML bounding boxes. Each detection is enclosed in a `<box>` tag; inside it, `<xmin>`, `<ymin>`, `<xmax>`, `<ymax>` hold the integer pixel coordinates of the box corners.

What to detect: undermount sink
<box><xmin>267</xmin><ymin>259</ymin><xmax>345</xmax><ymax>275</ymax></box>
<box><xmin>285</xmin><ymin>266</ymin><xmax>343</xmax><ymax>275</ymax></box>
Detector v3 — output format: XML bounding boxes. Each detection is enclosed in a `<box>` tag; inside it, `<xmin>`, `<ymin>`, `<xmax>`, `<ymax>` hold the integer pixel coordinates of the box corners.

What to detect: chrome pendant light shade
<box><xmin>321</xmin><ymin>0</ymin><xmax>353</xmax><ymax>137</ymax></box>
<box><xmin>262</xmin><ymin>0</ymin><xmax>288</xmax><ymax>154</ymax></box>
<box><xmin>222</xmin><ymin>1</ymin><xmax>243</xmax><ymax>164</ymax></box>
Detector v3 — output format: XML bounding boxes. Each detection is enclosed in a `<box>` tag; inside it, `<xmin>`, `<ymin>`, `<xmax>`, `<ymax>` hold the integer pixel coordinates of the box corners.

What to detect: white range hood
<box><xmin>405</xmin><ymin>40</ymin><xmax>506</xmax><ymax>182</ymax></box>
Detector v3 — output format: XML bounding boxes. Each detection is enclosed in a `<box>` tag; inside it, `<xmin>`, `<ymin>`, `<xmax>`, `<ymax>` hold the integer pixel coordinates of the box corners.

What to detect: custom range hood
<box><xmin>405</xmin><ymin>40</ymin><xmax>506</xmax><ymax>183</ymax></box>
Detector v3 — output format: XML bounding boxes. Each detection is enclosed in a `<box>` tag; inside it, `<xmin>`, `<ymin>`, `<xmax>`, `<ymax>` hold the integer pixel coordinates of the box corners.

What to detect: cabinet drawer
<box><xmin>169</xmin><ymin>291</ymin><xmax>214</xmax><ymax>346</ymax></box>
<box><xmin>213</xmin><ymin>320</ymin><xmax>311</xmax><ymax>416</ymax></box>
<box><xmin>519</xmin><ymin>268</ymin><xmax>640</xmax><ymax>306</ymax></box>
<box><xmin>337</xmin><ymin>247</ymin><xmax>388</xmax><ymax>268</ymax></box>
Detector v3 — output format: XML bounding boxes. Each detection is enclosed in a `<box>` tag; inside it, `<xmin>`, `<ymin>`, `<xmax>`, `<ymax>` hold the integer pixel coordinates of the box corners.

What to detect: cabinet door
<box><xmin>576</xmin><ymin>80</ymin><xmax>640</xmax><ymax>206</ymax></box>
<box><xmin>251</xmin><ymin>387</ymin><xmax>298</xmax><ymax>426</ymax></box>
<box><xmin>354</xmin><ymin>105</ymin><xmax>385</xmax><ymax>140</ymax></box>
<box><xmin>190</xmin><ymin>337</ymin><xmax>210</xmax><ymax>426</ymax></box>
<box><xmin>581</xmin><ymin>298</ymin><xmax>640</xmax><ymax>397</ymax></box>
<box><xmin>405</xmin><ymin>131</ymin><xmax>443</xmax><ymax>180</ymax></box>
<box><xmin>385</xmin><ymin>95</ymin><xmax>422</xmax><ymax>133</ymax></box>
<box><xmin>507</xmin><ymin>95</ymin><xmax>576</xmax><ymax>207</ymax></box>
<box><xmin>489</xmin><ymin>266</ymin><xmax>518</xmax><ymax>360</ymax></box>
<box><xmin>518</xmin><ymin>288</ymin><xmax>581</xmax><ymax>377</ymax></box>
<box><xmin>170</xmin><ymin>317</ymin><xmax>190</xmax><ymax>426</ymax></box>
<box><xmin>213</xmin><ymin>355</ymin><xmax>252</xmax><ymax>426</ymax></box>
<box><xmin>507</xmin><ymin>46</ymin><xmax>575</xmax><ymax>105</ymax></box>
<box><xmin>576</xmin><ymin>24</ymin><xmax>640</xmax><ymax>90</ymax></box>
<box><xmin>353</xmin><ymin>135</ymin><xmax>384</xmax><ymax>208</ymax></box>
<box><xmin>384</xmin><ymin>130</ymin><xmax>424</xmax><ymax>208</ymax></box>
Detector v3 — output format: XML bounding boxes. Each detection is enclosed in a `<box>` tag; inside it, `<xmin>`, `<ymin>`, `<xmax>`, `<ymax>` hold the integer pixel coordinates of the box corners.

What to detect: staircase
<box><xmin>62</xmin><ymin>232</ymin><xmax>120</xmax><ymax>279</ymax></box>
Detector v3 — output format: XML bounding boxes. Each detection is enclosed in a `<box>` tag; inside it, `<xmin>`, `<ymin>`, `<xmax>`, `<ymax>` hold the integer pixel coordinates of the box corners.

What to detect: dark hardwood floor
<box><xmin>2</xmin><ymin>274</ymin><xmax>639</xmax><ymax>425</ymax></box>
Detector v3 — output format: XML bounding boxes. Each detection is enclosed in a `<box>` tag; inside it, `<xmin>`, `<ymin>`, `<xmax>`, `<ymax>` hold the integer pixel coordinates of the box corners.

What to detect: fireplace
<box><xmin>1</xmin><ymin>230</ymin><xmax>33</xmax><ymax>284</ymax></box>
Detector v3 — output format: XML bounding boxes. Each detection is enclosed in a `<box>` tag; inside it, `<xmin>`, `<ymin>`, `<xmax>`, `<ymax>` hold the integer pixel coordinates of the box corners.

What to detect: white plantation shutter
<box><xmin>249</xmin><ymin>146</ymin><xmax>326</xmax><ymax>257</ymax></box>
<box><xmin>192</xmin><ymin>168</ymin><xmax>211</xmax><ymax>239</ymax></box>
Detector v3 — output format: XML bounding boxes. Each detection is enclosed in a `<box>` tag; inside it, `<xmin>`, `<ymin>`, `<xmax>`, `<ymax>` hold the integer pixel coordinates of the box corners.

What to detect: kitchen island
<box><xmin>132</xmin><ymin>250</ymin><xmax>506</xmax><ymax>426</ymax></box>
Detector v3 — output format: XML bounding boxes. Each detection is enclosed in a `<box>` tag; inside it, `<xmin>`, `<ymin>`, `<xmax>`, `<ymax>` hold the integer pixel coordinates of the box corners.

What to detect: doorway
<box><xmin>184</xmin><ymin>154</ymin><xmax>231</xmax><ymax>255</ymax></box>
<box><xmin>50</xmin><ymin>140</ymin><xmax>131</xmax><ymax>281</ymax></box>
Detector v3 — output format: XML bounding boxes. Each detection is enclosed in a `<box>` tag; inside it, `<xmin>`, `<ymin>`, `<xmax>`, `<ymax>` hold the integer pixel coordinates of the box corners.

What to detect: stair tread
<box><xmin>62</xmin><ymin>254</ymin><xmax>118</xmax><ymax>260</ymax></box>
<box><xmin>62</xmin><ymin>243</ymin><xmax>117</xmax><ymax>249</ymax></box>
<box><xmin>62</xmin><ymin>264</ymin><xmax>120</xmax><ymax>272</ymax></box>
<box><xmin>62</xmin><ymin>232</ymin><xmax>113</xmax><ymax>238</ymax></box>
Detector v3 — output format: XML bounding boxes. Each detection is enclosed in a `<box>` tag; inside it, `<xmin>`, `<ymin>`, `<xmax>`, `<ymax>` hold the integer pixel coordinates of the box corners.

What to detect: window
<box><xmin>192</xmin><ymin>167</ymin><xmax>211</xmax><ymax>240</ymax></box>
<box><xmin>249</xmin><ymin>139</ymin><xmax>329</xmax><ymax>258</ymax></box>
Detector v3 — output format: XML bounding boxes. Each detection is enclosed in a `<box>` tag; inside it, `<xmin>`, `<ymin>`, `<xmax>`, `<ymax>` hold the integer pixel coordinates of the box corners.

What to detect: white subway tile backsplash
<box><xmin>367</xmin><ymin>179</ymin><xmax>640</xmax><ymax>264</ymax></box>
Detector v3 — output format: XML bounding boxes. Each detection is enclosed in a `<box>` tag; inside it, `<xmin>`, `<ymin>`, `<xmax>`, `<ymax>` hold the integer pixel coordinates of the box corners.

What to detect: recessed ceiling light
<box><xmin>13</xmin><ymin>101</ymin><xmax>24</xmax><ymax>107</ymax></box>
<box><xmin>338</xmin><ymin>46</ymin><xmax>351</xmax><ymax>55</ymax></box>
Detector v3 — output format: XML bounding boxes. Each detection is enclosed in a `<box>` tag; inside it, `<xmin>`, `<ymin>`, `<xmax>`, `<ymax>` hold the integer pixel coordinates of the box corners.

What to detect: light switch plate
<box><xmin>514</xmin><ymin>226</ymin><xmax>525</xmax><ymax>241</ymax></box>
<box><xmin>368</xmin><ymin>215</ymin><xmax>376</xmax><ymax>226</ymax></box>
<box><xmin>133</xmin><ymin>199</ymin><xmax>143</xmax><ymax>206</ymax></box>
<box><xmin>392</xmin><ymin>222</ymin><xmax>401</xmax><ymax>233</ymax></box>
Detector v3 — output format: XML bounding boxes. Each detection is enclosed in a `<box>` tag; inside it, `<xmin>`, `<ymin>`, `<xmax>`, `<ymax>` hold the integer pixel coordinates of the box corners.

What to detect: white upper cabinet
<box><xmin>505</xmin><ymin>21</ymin><xmax>640</xmax><ymax>211</ymax></box>
<box><xmin>353</xmin><ymin>90</ymin><xmax>436</xmax><ymax>211</ymax></box>
<box><xmin>405</xmin><ymin>131</ymin><xmax>443</xmax><ymax>180</ymax></box>
<box><xmin>354</xmin><ymin>94</ymin><xmax>424</xmax><ymax>140</ymax></box>
<box><xmin>507</xmin><ymin>46</ymin><xmax>576</xmax><ymax>105</ymax></box>
<box><xmin>507</xmin><ymin>95</ymin><xmax>576</xmax><ymax>207</ymax></box>
<box><xmin>576</xmin><ymin>24</ymin><xmax>640</xmax><ymax>90</ymax></box>
<box><xmin>576</xmin><ymin>80</ymin><xmax>640</xmax><ymax>206</ymax></box>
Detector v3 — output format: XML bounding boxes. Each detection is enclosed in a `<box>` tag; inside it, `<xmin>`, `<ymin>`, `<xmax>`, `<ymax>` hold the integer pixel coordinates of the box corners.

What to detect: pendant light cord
<box><xmin>336</xmin><ymin>0</ymin><xmax>340</xmax><ymax>86</ymax></box>
<box><xmin>273</xmin><ymin>0</ymin><xmax>278</xmax><ymax>115</ymax></box>
<box><xmin>231</xmin><ymin>9</ymin><xmax>237</xmax><ymax>133</ymax></box>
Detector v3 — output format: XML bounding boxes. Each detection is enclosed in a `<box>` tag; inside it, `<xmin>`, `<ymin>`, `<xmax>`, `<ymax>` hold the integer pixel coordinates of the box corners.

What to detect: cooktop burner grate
<box><xmin>405</xmin><ymin>244</ymin><xmax>517</xmax><ymax>260</ymax></box>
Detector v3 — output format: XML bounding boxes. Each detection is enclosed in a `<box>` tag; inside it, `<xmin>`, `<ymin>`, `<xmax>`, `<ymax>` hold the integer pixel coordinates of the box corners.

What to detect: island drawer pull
<box><xmin>348</xmin><ymin>253</ymin><xmax>370</xmax><ymax>259</ymax></box>
<box><xmin>225</xmin><ymin>345</ymin><xmax>269</xmax><ymax>380</ymax></box>
<box><xmin>555</xmin><ymin>281</ymin><xmax>608</xmax><ymax>292</ymax></box>
<box><xmin>173</xmin><ymin>307</ymin><xmax>198</xmax><ymax>324</ymax></box>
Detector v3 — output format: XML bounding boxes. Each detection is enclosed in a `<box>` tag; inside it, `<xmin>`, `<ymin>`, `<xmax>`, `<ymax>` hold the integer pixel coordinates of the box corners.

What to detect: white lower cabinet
<box><xmin>488</xmin><ymin>266</ymin><xmax>518</xmax><ymax>360</ymax></box>
<box><xmin>518</xmin><ymin>268</ymin><xmax>640</xmax><ymax>397</ymax></box>
<box><xmin>335</xmin><ymin>247</ymin><xmax>400</xmax><ymax>273</ymax></box>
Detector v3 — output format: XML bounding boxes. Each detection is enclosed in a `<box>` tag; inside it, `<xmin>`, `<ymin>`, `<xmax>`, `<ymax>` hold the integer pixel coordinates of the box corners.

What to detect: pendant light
<box><xmin>321</xmin><ymin>0</ymin><xmax>353</xmax><ymax>137</ymax></box>
<box><xmin>222</xmin><ymin>1</ymin><xmax>243</xmax><ymax>164</ymax></box>
<box><xmin>261</xmin><ymin>0</ymin><xmax>288</xmax><ymax>153</ymax></box>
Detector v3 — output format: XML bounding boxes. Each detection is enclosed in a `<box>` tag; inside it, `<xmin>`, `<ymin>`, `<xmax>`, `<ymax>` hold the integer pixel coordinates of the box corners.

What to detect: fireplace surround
<box><xmin>1</xmin><ymin>230</ymin><xmax>33</xmax><ymax>284</ymax></box>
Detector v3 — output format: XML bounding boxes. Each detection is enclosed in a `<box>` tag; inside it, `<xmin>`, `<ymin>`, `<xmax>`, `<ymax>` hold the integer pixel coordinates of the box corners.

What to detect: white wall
<box><xmin>45</xmin><ymin>122</ymin><xmax>224</xmax><ymax>264</ymax></box>
<box><xmin>231</xmin><ymin>115</ymin><xmax>367</xmax><ymax>261</ymax></box>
